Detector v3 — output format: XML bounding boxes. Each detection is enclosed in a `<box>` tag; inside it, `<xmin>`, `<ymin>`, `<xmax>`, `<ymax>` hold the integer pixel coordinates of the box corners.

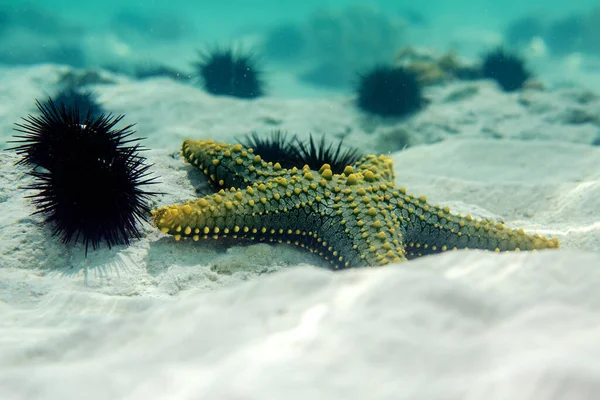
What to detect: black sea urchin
<box><xmin>356</xmin><ymin>65</ymin><xmax>424</xmax><ymax>117</ymax></box>
<box><xmin>238</xmin><ymin>130</ymin><xmax>297</xmax><ymax>167</ymax></box>
<box><xmin>194</xmin><ymin>47</ymin><xmax>265</xmax><ymax>99</ymax></box>
<box><xmin>292</xmin><ymin>134</ymin><xmax>363</xmax><ymax>174</ymax></box>
<box><xmin>47</xmin><ymin>86</ymin><xmax>103</xmax><ymax>120</ymax></box>
<box><xmin>9</xmin><ymin>98</ymin><xmax>134</xmax><ymax>169</ymax></box>
<box><xmin>239</xmin><ymin>130</ymin><xmax>363</xmax><ymax>174</ymax></box>
<box><xmin>481</xmin><ymin>47</ymin><xmax>532</xmax><ymax>92</ymax></box>
<box><xmin>8</xmin><ymin>99</ymin><xmax>158</xmax><ymax>255</ymax></box>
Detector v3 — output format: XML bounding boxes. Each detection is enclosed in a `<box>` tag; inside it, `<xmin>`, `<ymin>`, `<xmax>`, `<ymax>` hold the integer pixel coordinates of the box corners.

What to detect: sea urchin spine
<box><xmin>8</xmin><ymin>99</ymin><xmax>159</xmax><ymax>255</ymax></box>
<box><xmin>238</xmin><ymin>130</ymin><xmax>363</xmax><ymax>174</ymax></box>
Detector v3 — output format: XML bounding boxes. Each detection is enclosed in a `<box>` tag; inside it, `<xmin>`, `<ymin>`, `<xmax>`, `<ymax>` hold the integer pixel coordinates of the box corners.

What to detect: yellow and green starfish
<box><xmin>151</xmin><ymin>138</ymin><xmax>559</xmax><ymax>269</ymax></box>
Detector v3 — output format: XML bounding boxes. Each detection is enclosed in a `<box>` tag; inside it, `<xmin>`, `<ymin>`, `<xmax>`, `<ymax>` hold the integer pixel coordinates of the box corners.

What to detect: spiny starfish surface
<box><xmin>151</xmin><ymin>139</ymin><xmax>559</xmax><ymax>269</ymax></box>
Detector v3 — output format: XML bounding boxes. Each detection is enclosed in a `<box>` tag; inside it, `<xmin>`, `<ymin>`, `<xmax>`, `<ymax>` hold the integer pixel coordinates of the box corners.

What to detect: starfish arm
<box><xmin>181</xmin><ymin>138</ymin><xmax>279</xmax><ymax>189</ymax></box>
<box><xmin>352</xmin><ymin>154</ymin><xmax>395</xmax><ymax>182</ymax></box>
<box><xmin>151</xmin><ymin>169</ymin><xmax>407</xmax><ymax>268</ymax></box>
<box><xmin>387</xmin><ymin>189</ymin><xmax>560</xmax><ymax>257</ymax></box>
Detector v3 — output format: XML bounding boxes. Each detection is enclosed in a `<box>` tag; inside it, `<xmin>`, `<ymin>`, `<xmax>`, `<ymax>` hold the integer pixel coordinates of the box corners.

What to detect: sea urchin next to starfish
<box><xmin>238</xmin><ymin>130</ymin><xmax>363</xmax><ymax>174</ymax></box>
<box><xmin>8</xmin><ymin>99</ymin><xmax>159</xmax><ymax>255</ymax></box>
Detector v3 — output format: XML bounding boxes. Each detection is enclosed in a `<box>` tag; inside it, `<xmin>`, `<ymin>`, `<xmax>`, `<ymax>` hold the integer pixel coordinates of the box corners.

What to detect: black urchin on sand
<box><xmin>194</xmin><ymin>47</ymin><xmax>265</xmax><ymax>99</ymax></box>
<box><xmin>7</xmin><ymin>99</ymin><xmax>159</xmax><ymax>256</ymax></box>
<box><xmin>480</xmin><ymin>47</ymin><xmax>532</xmax><ymax>92</ymax></box>
<box><xmin>239</xmin><ymin>130</ymin><xmax>363</xmax><ymax>175</ymax></box>
<box><xmin>356</xmin><ymin>65</ymin><xmax>424</xmax><ymax>117</ymax></box>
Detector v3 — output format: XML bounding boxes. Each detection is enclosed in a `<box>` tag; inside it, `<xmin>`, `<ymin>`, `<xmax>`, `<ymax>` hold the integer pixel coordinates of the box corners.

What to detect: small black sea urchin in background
<box><xmin>239</xmin><ymin>130</ymin><xmax>363</xmax><ymax>174</ymax></box>
<box><xmin>47</xmin><ymin>86</ymin><xmax>104</xmax><ymax>120</ymax></box>
<box><xmin>7</xmin><ymin>99</ymin><xmax>159</xmax><ymax>255</ymax></box>
<box><xmin>356</xmin><ymin>65</ymin><xmax>424</xmax><ymax>117</ymax></box>
<box><xmin>238</xmin><ymin>130</ymin><xmax>298</xmax><ymax>168</ymax></box>
<box><xmin>194</xmin><ymin>47</ymin><xmax>265</xmax><ymax>99</ymax></box>
<box><xmin>481</xmin><ymin>47</ymin><xmax>532</xmax><ymax>92</ymax></box>
<box><xmin>292</xmin><ymin>134</ymin><xmax>363</xmax><ymax>174</ymax></box>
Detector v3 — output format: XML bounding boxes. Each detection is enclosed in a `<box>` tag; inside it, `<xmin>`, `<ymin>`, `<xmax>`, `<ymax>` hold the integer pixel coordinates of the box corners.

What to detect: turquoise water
<box><xmin>15</xmin><ymin>0</ymin><xmax>600</xmax><ymax>20</ymax></box>
<box><xmin>3</xmin><ymin>0</ymin><xmax>600</xmax><ymax>86</ymax></box>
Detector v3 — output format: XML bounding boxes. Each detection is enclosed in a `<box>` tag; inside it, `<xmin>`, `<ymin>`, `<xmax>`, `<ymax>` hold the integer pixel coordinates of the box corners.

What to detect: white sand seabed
<box><xmin>1</xmin><ymin>64</ymin><xmax>600</xmax><ymax>399</ymax></box>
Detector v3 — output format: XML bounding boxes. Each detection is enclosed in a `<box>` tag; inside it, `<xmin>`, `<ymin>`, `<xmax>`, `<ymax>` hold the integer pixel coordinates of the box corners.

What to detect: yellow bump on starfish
<box><xmin>151</xmin><ymin>138</ymin><xmax>560</xmax><ymax>269</ymax></box>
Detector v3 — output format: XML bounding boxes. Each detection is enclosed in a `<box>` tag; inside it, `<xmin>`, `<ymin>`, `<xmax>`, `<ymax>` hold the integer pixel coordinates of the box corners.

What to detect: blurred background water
<box><xmin>2</xmin><ymin>0</ymin><xmax>600</xmax><ymax>96</ymax></box>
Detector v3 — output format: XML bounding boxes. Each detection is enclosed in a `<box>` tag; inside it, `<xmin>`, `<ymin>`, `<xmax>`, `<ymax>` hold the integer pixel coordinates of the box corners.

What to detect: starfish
<box><xmin>151</xmin><ymin>139</ymin><xmax>560</xmax><ymax>269</ymax></box>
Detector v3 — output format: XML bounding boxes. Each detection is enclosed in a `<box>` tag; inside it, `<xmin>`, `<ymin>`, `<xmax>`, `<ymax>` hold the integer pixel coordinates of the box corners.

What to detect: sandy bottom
<box><xmin>0</xmin><ymin>64</ymin><xmax>599</xmax><ymax>399</ymax></box>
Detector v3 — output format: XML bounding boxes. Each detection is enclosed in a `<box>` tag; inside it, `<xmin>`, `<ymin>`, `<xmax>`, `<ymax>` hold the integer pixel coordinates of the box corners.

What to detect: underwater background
<box><xmin>3</xmin><ymin>0</ymin><xmax>600</xmax><ymax>98</ymax></box>
<box><xmin>3</xmin><ymin>1</ymin><xmax>600</xmax><ymax>399</ymax></box>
